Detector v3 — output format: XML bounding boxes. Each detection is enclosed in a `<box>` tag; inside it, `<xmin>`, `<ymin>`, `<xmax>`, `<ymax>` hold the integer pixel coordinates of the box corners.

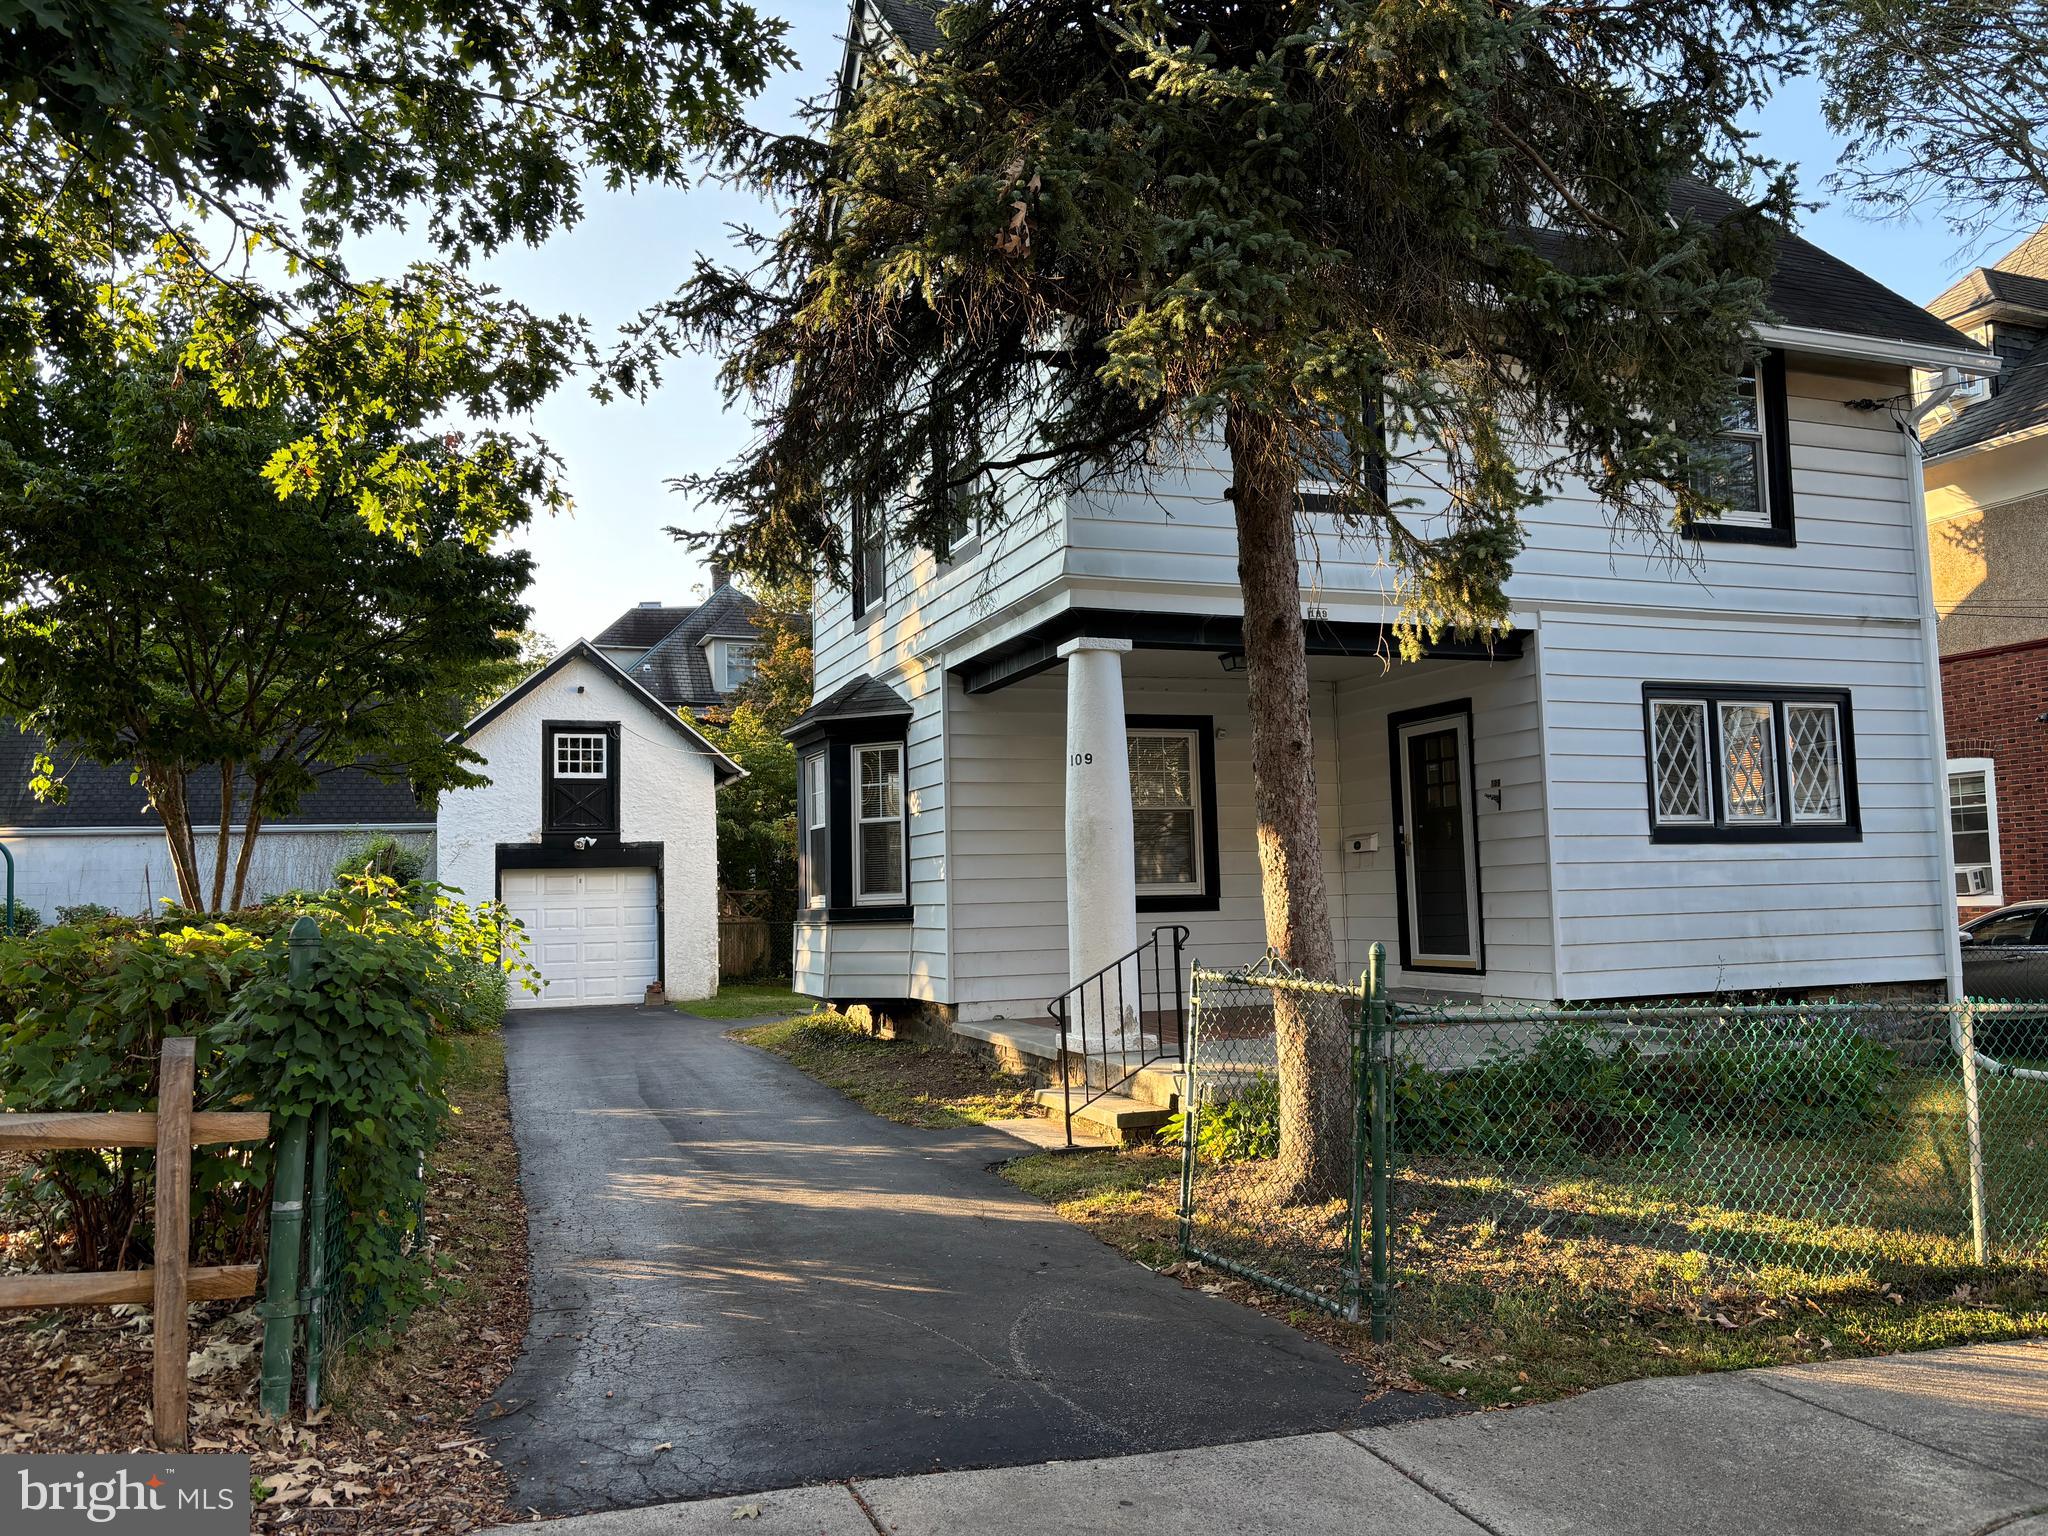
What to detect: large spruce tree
<box><xmin>680</xmin><ymin>0</ymin><xmax>1804</xmax><ymax>1197</ymax></box>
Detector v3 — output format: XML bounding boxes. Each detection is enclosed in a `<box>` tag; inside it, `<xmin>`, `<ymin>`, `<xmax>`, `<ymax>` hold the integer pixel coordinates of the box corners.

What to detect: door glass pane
<box><xmin>1406</xmin><ymin>725</ymin><xmax>1472</xmax><ymax>959</ymax></box>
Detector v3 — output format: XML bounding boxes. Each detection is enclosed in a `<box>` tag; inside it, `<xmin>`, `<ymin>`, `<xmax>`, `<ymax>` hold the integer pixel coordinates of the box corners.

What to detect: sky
<box><xmin>454</xmin><ymin>7</ymin><xmax>2013</xmax><ymax>648</ymax></box>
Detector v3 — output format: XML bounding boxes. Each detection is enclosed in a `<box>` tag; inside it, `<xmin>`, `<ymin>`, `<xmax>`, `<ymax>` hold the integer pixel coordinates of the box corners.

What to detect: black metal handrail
<box><xmin>1047</xmin><ymin>925</ymin><xmax>1191</xmax><ymax>1146</ymax></box>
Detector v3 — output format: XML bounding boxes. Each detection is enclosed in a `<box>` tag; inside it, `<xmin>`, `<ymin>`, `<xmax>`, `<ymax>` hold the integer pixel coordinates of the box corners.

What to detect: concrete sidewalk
<box><xmin>486</xmin><ymin>1339</ymin><xmax>2048</xmax><ymax>1534</ymax></box>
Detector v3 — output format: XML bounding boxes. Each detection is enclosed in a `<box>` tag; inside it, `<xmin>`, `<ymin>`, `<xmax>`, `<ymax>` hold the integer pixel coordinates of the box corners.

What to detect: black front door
<box><xmin>1396</xmin><ymin>713</ymin><xmax>1479</xmax><ymax>969</ymax></box>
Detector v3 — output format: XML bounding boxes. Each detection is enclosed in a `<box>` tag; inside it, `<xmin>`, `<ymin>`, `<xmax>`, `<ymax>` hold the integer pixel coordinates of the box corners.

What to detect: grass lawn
<box><xmin>733</xmin><ymin>1012</ymin><xmax>1041</xmax><ymax>1129</ymax></box>
<box><xmin>1003</xmin><ymin>1133</ymin><xmax>2048</xmax><ymax>1409</ymax></box>
<box><xmin>679</xmin><ymin>981</ymin><xmax>812</xmax><ymax>1020</ymax></box>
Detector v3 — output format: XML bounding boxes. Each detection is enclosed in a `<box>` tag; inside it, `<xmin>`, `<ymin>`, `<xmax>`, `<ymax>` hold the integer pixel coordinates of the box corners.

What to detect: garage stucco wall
<box><xmin>0</xmin><ymin>827</ymin><xmax>433</xmax><ymax>920</ymax></box>
<box><xmin>438</xmin><ymin>653</ymin><xmax>723</xmax><ymax>1001</ymax></box>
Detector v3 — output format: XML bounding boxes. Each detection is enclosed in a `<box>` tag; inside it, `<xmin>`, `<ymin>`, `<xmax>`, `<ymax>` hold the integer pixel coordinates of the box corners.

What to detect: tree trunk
<box><xmin>143</xmin><ymin>765</ymin><xmax>205</xmax><ymax>910</ymax></box>
<box><xmin>228</xmin><ymin>802</ymin><xmax>265</xmax><ymax>911</ymax></box>
<box><xmin>1226</xmin><ymin>402</ymin><xmax>1350</xmax><ymax>1203</ymax></box>
<box><xmin>209</xmin><ymin>762</ymin><xmax>235</xmax><ymax>911</ymax></box>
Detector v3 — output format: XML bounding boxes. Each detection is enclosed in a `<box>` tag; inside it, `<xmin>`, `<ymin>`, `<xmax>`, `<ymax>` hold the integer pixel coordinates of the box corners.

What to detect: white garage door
<box><xmin>503</xmin><ymin>868</ymin><xmax>659</xmax><ymax>1008</ymax></box>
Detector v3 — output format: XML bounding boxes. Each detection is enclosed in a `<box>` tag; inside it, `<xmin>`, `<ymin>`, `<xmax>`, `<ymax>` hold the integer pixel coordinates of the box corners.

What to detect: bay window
<box><xmin>855</xmin><ymin>743</ymin><xmax>907</xmax><ymax>904</ymax></box>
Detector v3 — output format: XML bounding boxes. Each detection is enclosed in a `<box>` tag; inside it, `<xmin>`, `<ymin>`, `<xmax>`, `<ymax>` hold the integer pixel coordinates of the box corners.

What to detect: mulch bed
<box><xmin>0</xmin><ymin>1037</ymin><xmax>531</xmax><ymax>1534</ymax></box>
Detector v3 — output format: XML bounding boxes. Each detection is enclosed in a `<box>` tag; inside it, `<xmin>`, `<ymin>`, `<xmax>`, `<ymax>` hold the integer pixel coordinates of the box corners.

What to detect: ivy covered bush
<box><xmin>0</xmin><ymin>876</ymin><xmax>534</xmax><ymax>1329</ymax></box>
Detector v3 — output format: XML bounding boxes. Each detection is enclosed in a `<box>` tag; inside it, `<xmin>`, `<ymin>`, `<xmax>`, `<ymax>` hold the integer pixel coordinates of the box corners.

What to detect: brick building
<box><xmin>1925</xmin><ymin>227</ymin><xmax>2048</xmax><ymax>917</ymax></box>
<box><xmin>1942</xmin><ymin>638</ymin><xmax>2048</xmax><ymax>916</ymax></box>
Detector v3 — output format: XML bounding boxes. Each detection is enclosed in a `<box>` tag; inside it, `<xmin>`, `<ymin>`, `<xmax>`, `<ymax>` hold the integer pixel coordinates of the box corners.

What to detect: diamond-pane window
<box><xmin>1786</xmin><ymin>703</ymin><xmax>1845</xmax><ymax>823</ymax></box>
<box><xmin>1718</xmin><ymin>702</ymin><xmax>1778</xmax><ymax>822</ymax></box>
<box><xmin>1650</xmin><ymin>700</ymin><xmax>1710</xmax><ymax>824</ymax></box>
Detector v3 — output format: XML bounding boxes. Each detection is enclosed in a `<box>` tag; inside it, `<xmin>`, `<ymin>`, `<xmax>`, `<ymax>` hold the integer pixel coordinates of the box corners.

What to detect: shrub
<box><xmin>0</xmin><ymin>875</ymin><xmax>536</xmax><ymax>1330</ymax></box>
<box><xmin>2</xmin><ymin>902</ymin><xmax>42</xmax><ymax>936</ymax></box>
<box><xmin>1165</xmin><ymin>1070</ymin><xmax>1282</xmax><ymax>1162</ymax></box>
<box><xmin>1394</xmin><ymin>1018</ymin><xmax>1900</xmax><ymax>1162</ymax></box>
<box><xmin>54</xmin><ymin>902</ymin><xmax>118</xmax><ymax>926</ymax></box>
<box><xmin>330</xmin><ymin>833</ymin><xmax>427</xmax><ymax>889</ymax></box>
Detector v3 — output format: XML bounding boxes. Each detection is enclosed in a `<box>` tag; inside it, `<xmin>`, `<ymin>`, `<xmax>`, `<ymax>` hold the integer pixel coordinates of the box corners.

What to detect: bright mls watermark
<box><xmin>3</xmin><ymin>1455</ymin><xmax>251</xmax><ymax>1534</ymax></box>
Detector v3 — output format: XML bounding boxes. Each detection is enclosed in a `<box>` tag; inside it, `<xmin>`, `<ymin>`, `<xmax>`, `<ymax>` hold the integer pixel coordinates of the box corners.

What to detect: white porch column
<box><xmin>1060</xmin><ymin>638</ymin><xmax>1140</xmax><ymax>1042</ymax></box>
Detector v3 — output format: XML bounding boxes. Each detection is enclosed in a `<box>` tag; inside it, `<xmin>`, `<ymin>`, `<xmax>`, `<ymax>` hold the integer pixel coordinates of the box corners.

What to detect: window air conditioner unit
<box><xmin>1958</xmin><ymin>865</ymin><xmax>1993</xmax><ymax>897</ymax></box>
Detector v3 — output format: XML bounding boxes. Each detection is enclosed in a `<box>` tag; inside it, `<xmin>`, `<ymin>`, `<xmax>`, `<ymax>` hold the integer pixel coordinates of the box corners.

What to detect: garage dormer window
<box><xmin>554</xmin><ymin>732</ymin><xmax>608</xmax><ymax>778</ymax></box>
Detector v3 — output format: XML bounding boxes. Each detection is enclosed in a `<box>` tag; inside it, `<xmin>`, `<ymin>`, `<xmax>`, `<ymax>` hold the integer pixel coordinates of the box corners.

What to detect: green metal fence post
<box><xmin>1958</xmin><ymin>1001</ymin><xmax>1990</xmax><ymax>1265</ymax></box>
<box><xmin>1177</xmin><ymin>964</ymin><xmax>1202</xmax><ymax>1258</ymax></box>
<box><xmin>1343</xmin><ymin>963</ymin><xmax>1372</xmax><ymax>1325</ymax></box>
<box><xmin>259</xmin><ymin>916</ymin><xmax>321</xmax><ymax>1420</ymax></box>
<box><xmin>0</xmin><ymin>838</ymin><xmax>14</xmax><ymax>933</ymax></box>
<box><xmin>302</xmin><ymin>1106</ymin><xmax>333</xmax><ymax>1413</ymax></box>
<box><xmin>1367</xmin><ymin>943</ymin><xmax>1393</xmax><ymax>1346</ymax></box>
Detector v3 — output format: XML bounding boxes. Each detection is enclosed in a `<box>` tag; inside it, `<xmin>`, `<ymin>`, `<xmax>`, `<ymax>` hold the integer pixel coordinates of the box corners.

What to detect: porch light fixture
<box><xmin>1218</xmin><ymin>651</ymin><xmax>1247</xmax><ymax>674</ymax></box>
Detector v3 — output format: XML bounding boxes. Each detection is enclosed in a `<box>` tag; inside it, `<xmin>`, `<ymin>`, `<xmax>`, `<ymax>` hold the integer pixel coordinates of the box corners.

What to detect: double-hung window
<box><xmin>1684</xmin><ymin>351</ymin><xmax>1794</xmax><ymax>545</ymax></box>
<box><xmin>852</xmin><ymin>501</ymin><xmax>888</xmax><ymax>621</ymax></box>
<box><xmin>1948</xmin><ymin>758</ymin><xmax>2002</xmax><ymax>904</ymax></box>
<box><xmin>854</xmin><ymin>743</ymin><xmax>906</xmax><ymax>905</ymax></box>
<box><xmin>801</xmin><ymin>752</ymin><xmax>830</xmax><ymax>910</ymax></box>
<box><xmin>1129</xmin><ymin>728</ymin><xmax>1203</xmax><ymax>896</ymax></box>
<box><xmin>1298</xmin><ymin>394</ymin><xmax>1388</xmax><ymax>515</ymax></box>
<box><xmin>1644</xmin><ymin>685</ymin><xmax>1857</xmax><ymax>841</ymax></box>
<box><xmin>931</xmin><ymin>398</ymin><xmax>984</xmax><ymax>564</ymax></box>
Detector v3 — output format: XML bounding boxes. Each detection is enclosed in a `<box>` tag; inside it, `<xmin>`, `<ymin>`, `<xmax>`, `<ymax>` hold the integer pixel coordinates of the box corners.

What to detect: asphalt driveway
<box><xmin>479</xmin><ymin>1005</ymin><xmax>1437</xmax><ymax>1513</ymax></box>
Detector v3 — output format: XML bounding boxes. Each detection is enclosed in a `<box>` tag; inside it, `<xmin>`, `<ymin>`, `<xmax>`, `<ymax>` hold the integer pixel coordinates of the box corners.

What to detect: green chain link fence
<box><xmin>1179</xmin><ymin>945</ymin><xmax>2048</xmax><ymax>1340</ymax></box>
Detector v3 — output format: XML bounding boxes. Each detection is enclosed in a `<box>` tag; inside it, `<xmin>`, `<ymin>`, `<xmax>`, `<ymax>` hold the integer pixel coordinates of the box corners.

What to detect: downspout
<box><xmin>0</xmin><ymin>839</ymin><xmax>11</xmax><ymax>933</ymax></box>
<box><xmin>1899</xmin><ymin>369</ymin><xmax>1970</xmax><ymax>1010</ymax></box>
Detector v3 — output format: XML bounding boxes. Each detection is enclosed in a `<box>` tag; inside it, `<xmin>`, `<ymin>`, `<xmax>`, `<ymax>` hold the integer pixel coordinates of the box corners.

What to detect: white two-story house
<box><xmin>787</xmin><ymin>181</ymin><xmax>1991</xmax><ymax>1038</ymax></box>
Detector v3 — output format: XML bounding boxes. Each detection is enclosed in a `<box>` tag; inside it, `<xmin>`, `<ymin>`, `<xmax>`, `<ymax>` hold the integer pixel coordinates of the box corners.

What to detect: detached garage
<box><xmin>437</xmin><ymin>641</ymin><xmax>743</xmax><ymax>1008</ymax></box>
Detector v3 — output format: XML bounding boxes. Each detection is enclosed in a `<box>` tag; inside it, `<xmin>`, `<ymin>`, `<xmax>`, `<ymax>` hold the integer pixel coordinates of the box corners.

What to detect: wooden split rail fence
<box><xmin>0</xmin><ymin>1036</ymin><xmax>269</xmax><ymax>1449</ymax></box>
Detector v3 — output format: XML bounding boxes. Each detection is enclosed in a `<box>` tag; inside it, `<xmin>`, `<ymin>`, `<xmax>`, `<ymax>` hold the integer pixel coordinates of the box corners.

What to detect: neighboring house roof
<box><xmin>1925</xmin><ymin>357</ymin><xmax>2048</xmax><ymax>459</ymax></box>
<box><xmin>593</xmin><ymin>603</ymin><xmax>697</xmax><ymax>650</ymax></box>
<box><xmin>784</xmin><ymin>675</ymin><xmax>913</xmax><ymax>741</ymax></box>
<box><xmin>872</xmin><ymin>0</ymin><xmax>942</xmax><ymax>53</ymax></box>
<box><xmin>627</xmin><ymin>582</ymin><xmax>765</xmax><ymax>711</ymax></box>
<box><xmin>1925</xmin><ymin>219</ymin><xmax>2048</xmax><ymax>461</ymax></box>
<box><xmin>454</xmin><ymin>640</ymin><xmax>746</xmax><ymax>784</ymax></box>
<box><xmin>0</xmin><ymin>729</ymin><xmax>431</xmax><ymax>830</ymax></box>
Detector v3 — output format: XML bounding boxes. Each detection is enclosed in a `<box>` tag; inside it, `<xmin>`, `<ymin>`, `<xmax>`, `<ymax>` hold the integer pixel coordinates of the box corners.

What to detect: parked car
<box><xmin>1959</xmin><ymin>902</ymin><xmax>2048</xmax><ymax>1006</ymax></box>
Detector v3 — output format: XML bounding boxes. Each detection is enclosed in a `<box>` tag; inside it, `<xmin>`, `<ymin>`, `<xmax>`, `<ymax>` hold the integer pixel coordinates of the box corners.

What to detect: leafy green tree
<box><xmin>0</xmin><ymin>284</ymin><xmax>531</xmax><ymax>911</ymax></box>
<box><xmin>2</xmin><ymin>0</ymin><xmax>793</xmax><ymax>542</ymax></box>
<box><xmin>1819</xmin><ymin>0</ymin><xmax>2048</xmax><ymax>238</ymax></box>
<box><xmin>702</xmin><ymin>705</ymin><xmax>800</xmax><ymax>930</ymax></box>
<box><xmin>732</xmin><ymin>576</ymin><xmax>815</xmax><ymax>733</ymax></box>
<box><xmin>679</xmin><ymin>0</ymin><xmax>1801</xmax><ymax>1196</ymax></box>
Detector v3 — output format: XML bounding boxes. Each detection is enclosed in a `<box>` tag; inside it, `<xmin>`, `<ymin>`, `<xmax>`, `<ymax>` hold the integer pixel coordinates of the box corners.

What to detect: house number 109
<box><xmin>1069</xmin><ymin>751</ymin><xmax>1094</xmax><ymax>766</ymax></box>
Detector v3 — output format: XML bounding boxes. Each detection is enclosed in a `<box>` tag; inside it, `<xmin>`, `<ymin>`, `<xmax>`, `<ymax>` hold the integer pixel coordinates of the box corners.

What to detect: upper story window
<box><xmin>553</xmin><ymin>731</ymin><xmax>607</xmax><ymax>778</ymax></box>
<box><xmin>1949</xmin><ymin>758</ymin><xmax>2002</xmax><ymax>904</ymax></box>
<box><xmin>1298</xmin><ymin>395</ymin><xmax>1387</xmax><ymax>515</ymax></box>
<box><xmin>720</xmin><ymin>641</ymin><xmax>758</xmax><ymax>693</ymax></box>
<box><xmin>1643</xmin><ymin>684</ymin><xmax>1858</xmax><ymax>843</ymax></box>
<box><xmin>1683</xmin><ymin>351</ymin><xmax>1795</xmax><ymax>548</ymax></box>
<box><xmin>854</xmin><ymin>743</ymin><xmax>906</xmax><ymax>904</ymax></box>
<box><xmin>931</xmin><ymin>399</ymin><xmax>984</xmax><ymax>564</ymax></box>
<box><xmin>851</xmin><ymin>499</ymin><xmax>889</xmax><ymax>622</ymax></box>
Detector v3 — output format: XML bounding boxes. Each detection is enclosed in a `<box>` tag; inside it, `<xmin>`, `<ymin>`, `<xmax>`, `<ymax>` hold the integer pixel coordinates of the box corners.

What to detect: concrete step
<box><xmin>1034</xmin><ymin>1087</ymin><xmax>1176</xmax><ymax>1143</ymax></box>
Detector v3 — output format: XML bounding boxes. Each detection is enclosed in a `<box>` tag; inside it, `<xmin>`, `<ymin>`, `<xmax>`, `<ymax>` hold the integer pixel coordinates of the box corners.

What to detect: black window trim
<box><xmin>792</xmin><ymin>717</ymin><xmax>914</xmax><ymax>925</ymax></box>
<box><xmin>851</xmin><ymin>739</ymin><xmax>910</xmax><ymax>908</ymax></box>
<box><xmin>1641</xmin><ymin>683</ymin><xmax>1861</xmax><ymax>845</ymax></box>
<box><xmin>1682</xmin><ymin>349</ymin><xmax>1796</xmax><ymax>549</ymax></box>
<box><xmin>1298</xmin><ymin>391</ymin><xmax>1389</xmax><ymax>516</ymax></box>
<box><xmin>851</xmin><ymin>498</ymin><xmax>887</xmax><ymax>625</ymax></box>
<box><xmin>1128</xmin><ymin>714</ymin><xmax>1222</xmax><ymax>914</ymax></box>
<box><xmin>541</xmin><ymin>718</ymin><xmax>622</xmax><ymax>840</ymax></box>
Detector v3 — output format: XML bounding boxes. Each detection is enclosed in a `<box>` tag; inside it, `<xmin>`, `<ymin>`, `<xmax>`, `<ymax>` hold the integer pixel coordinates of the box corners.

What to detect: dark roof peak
<box><xmin>627</xmin><ymin>583</ymin><xmax>766</xmax><ymax>709</ymax></box>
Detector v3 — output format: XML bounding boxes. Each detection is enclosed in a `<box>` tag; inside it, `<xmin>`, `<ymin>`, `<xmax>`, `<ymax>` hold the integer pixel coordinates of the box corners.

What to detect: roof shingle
<box><xmin>626</xmin><ymin>584</ymin><xmax>764</xmax><ymax>710</ymax></box>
